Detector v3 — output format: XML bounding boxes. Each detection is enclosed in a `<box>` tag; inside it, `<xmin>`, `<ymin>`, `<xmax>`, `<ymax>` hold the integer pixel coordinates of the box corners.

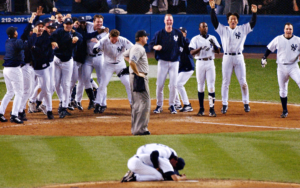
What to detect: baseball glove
<box><xmin>261</xmin><ymin>58</ymin><xmax>267</xmax><ymax>68</ymax></box>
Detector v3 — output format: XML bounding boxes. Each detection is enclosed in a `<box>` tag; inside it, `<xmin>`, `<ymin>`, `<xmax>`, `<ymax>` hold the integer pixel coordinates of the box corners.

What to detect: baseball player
<box><xmin>123</xmin><ymin>30</ymin><xmax>151</xmax><ymax>136</ymax></box>
<box><xmin>149</xmin><ymin>14</ymin><xmax>185</xmax><ymax>114</ymax></box>
<box><xmin>0</xmin><ymin>26</ymin><xmax>25</xmax><ymax>124</ymax></box>
<box><xmin>50</xmin><ymin>18</ymin><xmax>83</xmax><ymax>118</ymax></box>
<box><xmin>81</xmin><ymin>15</ymin><xmax>109</xmax><ymax>110</ymax></box>
<box><xmin>93</xmin><ymin>29</ymin><xmax>133</xmax><ymax>113</ymax></box>
<box><xmin>209</xmin><ymin>0</ymin><xmax>257</xmax><ymax>114</ymax></box>
<box><xmin>172</xmin><ymin>27</ymin><xmax>195</xmax><ymax>112</ymax></box>
<box><xmin>189</xmin><ymin>22</ymin><xmax>221</xmax><ymax>117</ymax></box>
<box><xmin>262</xmin><ymin>23</ymin><xmax>300</xmax><ymax>118</ymax></box>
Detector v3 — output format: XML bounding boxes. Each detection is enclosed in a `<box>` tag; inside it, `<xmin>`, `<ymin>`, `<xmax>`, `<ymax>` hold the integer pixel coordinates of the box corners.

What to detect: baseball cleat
<box><xmin>174</xmin><ymin>104</ymin><xmax>183</xmax><ymax>110</ymax></box>
<box><xmin>153</xmin><ymin>106</ymin><xmax>163</xmax><ymax>114</ymax></box>
<box><xmin>18</xmin><ymin>110</ymin><xmax>27</xmax><ymax>121</ymax></box>
<box><xmin>197</xmin><ymin>108</ymin><xmax>205</xmax><ymax>116</ymax></box>
<box><xmin>244</xmin><ymin>104</ymin><xmax>250</xmax><ymax>112</ymax></box>
<box><xmin>168</xmin><ymin>105</ymin><xmax>177</xmax><ymax>114</ymax></box>
<box><xmin>71</xmin><ymin>100</ymin><xmax>78</xmax><ymax>108</ymax></box>
<box><xmin>47</xmin><ymin>111</ymin><xmax>54</xmax><ymax>119</ymax></box>
<box><xmin>38</xmin><ymin>105</ymin><xmax>47</xmax><ymax>115</ymax></box>
<box><xmin>77</xmin><ymin>102</ymin><xmax>83</xmax><ymax>111</ymax></box>
<box><xmin>209</xmin><ymin>107</ymin><xmax>217</xmax><ymax>117</ymax></box>
<box><xmin>121</xmin><ymin>170</ymin><xmax>136</xmax><ymax>183</ymax></box>
<box><xmin>280</xmin><ymin>110</ymin><xmax>288</xmax><ymax>118</ymax></box>
<box><xmin>68</xmin><ymin>103</ymin><xmax>74</xmax><ymax>111</ymax></box>
<box><xmin>100</xmin><ymin>106</ymin><xmax>107</xmax><ymax>113</ymax></box>
<box><xmin>94</xmin><ymin>104</ymin><xmax>101</xmax><ymax>114</ymax></box>
<box><xmin>0</xmin><ymin>114</ymin><xmax>8</xmax><ymax>122</ymax></box>
<box><xmin>88</xmin><ymin>101</ymin><xmax>95</xmax><ymax>110</ymax></box>
<box><xmin>180</xmin><ymin>103</ymin><xmax>193</xmax><ymax>112</ymax></box>
<box><xmin>36</xmin><ymin>101</ymin><xmax>42</xmax><ymax>112</ymax></box>
<box><xmin>59</xmin><ymin>108</ymin><xmax>68</xmax><ymax>118</ymax></box>
<box><xmin>58</xmin><ymin>102</ymin><xmax>62</xmax><ymax>113</ymax></box>
<box><xmin>10</xmin><ymin>115</ymin><xmax>23</xmax><ymax>124</ymax></box>
<box><xmin>28</xmin><ymin>101</ymin><xmax>37</xmax><ymax>113</ymax></box>
<box><xmin>221</xmin><ymin>105</ymin><xmax>228</xmax><ymax>114</ymax></box>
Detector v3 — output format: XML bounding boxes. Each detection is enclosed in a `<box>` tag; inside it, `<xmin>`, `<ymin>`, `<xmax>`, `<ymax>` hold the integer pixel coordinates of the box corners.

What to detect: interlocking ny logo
<box><xmin>174</xmin><ymin>35</ymin><xmax>178</xmax><ymax>41</ymax></box>
<box><xmin>117</xmin><ymin>46</ymin><xmax>123</xmax><ymax>52</ymax></box>
<box><xmin>291</xmin><ymin>44</ymin><xmax>298</xmax><ymax>51</ymax></box>
<box><xmin>235</xmin><ymin>32</ymin><xmax>241</xmax><ymax>39</ymax></box>
<box><xmin>97</xmin><ymin>35</ymin><xmax>102</xmax><ymax>40</ymax></box>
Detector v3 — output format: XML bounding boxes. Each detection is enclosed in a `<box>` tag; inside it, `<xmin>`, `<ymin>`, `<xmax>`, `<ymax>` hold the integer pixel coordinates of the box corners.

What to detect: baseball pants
<box><xmin>127</xmin><ymin>156</ymin><xmax>163</xmax><ymax>182</ymax></box>
<box><xmin>82</xmin><ymin>55</ymin><xmax>102</xmax><ymax>90</ymax></box>
<box><xmin>277</xmin><ymin>63</ymin><xmax>300</xmax><ymax>98</ymax></box>
<box><xmin>69</xmin><ymin>61</ymin><xmax>82</xmax><ymax>103</ymax></box>
<box><xmin>174</xmin><ymin>70</ymin><xmax>194</xmax><ymax>106</ymax></box>
<box><xmin>156</xmin><ymin>60</ymin><xmax>179</xmax><ymax>106</ymax></box>
<box><xmin>95</xmin><ymin>62</ymin><xmax>131</xmax><ymax>106</ymax></box>
<box><xmin>30</xmin><ymin>77</ymin><xmax>42</xmax><ymax>103</ymax></box>
<box><xmin>19</xmin><ymin>63</ymin><xmax>35</xmax><ymax>112</ymax></box>
<box><xmin>38</xmin><ymin>62</ymin><xmax>55</xmax><ymax>107</ymax></box>
<box><xmin>196</xmin><ymin>60</ymin><xmax>216</xmax><ymax>93</ymax></box>
<box><xmin>54</xmin><ymin>56</ymin><xmax>73</xmax><ymax>108</ymax></box>
<box><xmin>0</xmin><ymin>67</ymin><xmax>23</xmax><ymax>116</ymax></box>
<box><xmin>34</xmin><ymin>67</ymin><xmax>52</xmax><ymax>111</ymax></box>
<box><xmin>221</xmin><ymin>54</ymin><xmax>249</xmax><ymax>105</ymax></box>
<box><xmin>130</xmin><ymin>74</ymin><xmax>150</xmax><ymax>135</ymax></box>
<box><xmin>75</xmin><ymin>63</ymin><xmax>84</xmax><ymax>103</ymax></box>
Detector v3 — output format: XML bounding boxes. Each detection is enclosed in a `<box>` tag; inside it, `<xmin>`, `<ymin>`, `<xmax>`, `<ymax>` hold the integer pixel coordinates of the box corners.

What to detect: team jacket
<box><xmin>50</xmin><ymin>28</ymin><xmax>83</xmax><ymax>62</ymax></box>
<box><xmin>28</xmin><ymin>31</ymin><xmax>52</xmax><ymax>70</ymax></box>
<box><xmin>179</xmin><ymin>37</ymin><xmax>195</xmax><ymax>73</ymax></box>
<box><xmin>149</xmin><ymin>28</ymin><xmax>184</xmax><ymax>62</ymax></box>
<box><xmin>3</xmin><ymin>38</ymin><xmax>25</xmax><ymax>67</ymax></box>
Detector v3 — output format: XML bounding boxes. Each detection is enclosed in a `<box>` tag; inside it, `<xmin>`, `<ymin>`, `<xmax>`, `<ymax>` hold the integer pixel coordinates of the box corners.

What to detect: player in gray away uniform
<box><xmin>93</xmin><ymin>29</ymin><xmax>133</xmax><ymax>113</ymax></box>
<box><xmin>262</xmin><ymin>23</ymin><xmax>300</xmax><ymax>118</ymax></box>
<box><xmin>209</xmin><ymin>0</ymin><xmax>257</xmax><ymax>114</ymax></box>
<box><xmin>123</xmin><ymin>30</ymin><xmax>151</xmax><ymax>136</ymax></box>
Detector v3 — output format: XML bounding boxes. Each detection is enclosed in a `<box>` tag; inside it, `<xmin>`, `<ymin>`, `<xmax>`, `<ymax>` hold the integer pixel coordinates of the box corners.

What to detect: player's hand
<box><xmin>36</xmin><ymin>6</ymin><xmax>44</xmax><ymax>16</ymax></box>
<box><xmin>209</xmin><ymin>0</ymin><xmax>215</xmax><ymax>9</ymax></box>
<box><xmin>72</xmin><ymin>36</ymin><xmax>79</xmax><ymax>43</ymax></box>
<box><xmin>138</xmin><ymin>72</ymin><xmax>146</xmax><ymax>78</ymax></box>
<box><xmin>51</xmin><ymin>42</ymin><xmax>59</xmax><ymax>49</ymax></box>
<box><xmin>29</xmin><ymin>12</ymin><xmax>36</xmax><ymax>23</ymax></box>
<box><xmin>104</xmin><ymin>27</ymin><xmax>109</xmax><ymax>33</ymax></box>
<box><xmin>261</xmin><ymin>58</ymin><xmax>267</xmax><ymax>68</ymax></box>
<box><xmin>202</xmin><ymin>46</ymin><xmax>209</xmax><ymax>51</ymax></box>
<box><xmin>50</xmin><ymin>15</ymin><xmax>55</xmax><ymax>20</ymax></box>
<box><xmin>153</xmin><ymin>45</ymin><xmax>162</xmax><ymax>51</ymax></box>
<box><xmin>33</xmin><ymin>27</ymin><xmax>38</xmax><ymax>34</ymax></box>
<box><xmin>251</xmin><ymin>4</ymin><xmax>258</xmax><ymax>13</ymax></box>
<box><xmin>71</xmin><ymin>29</ymin><xmax>76</xmax><ymax>33</ymax></box>
<box><xmin>258</xmin><ymin>5</ymin><xmax>262</xmax><ymax>9</ymax></box>
<box><xmin>209</xmin><ymin>39</ymin><xmax>216</xmax><ymax>46</ymax></box>
<box><xmin>53</xmin><ymin>7</ymin><xmax>57</xmax><ymax>12</ymax></box>
<box><xmin>90</xmin><ymin>38</ymin><xmax>99</xmax><ymax>43</ymax></box>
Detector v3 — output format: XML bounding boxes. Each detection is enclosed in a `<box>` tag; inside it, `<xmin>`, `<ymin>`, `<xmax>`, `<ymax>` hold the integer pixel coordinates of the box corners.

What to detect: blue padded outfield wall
<box><xmin>0</xmin><ymin>14</ymin><xmax>300</xmax><ymax>54</ymax></box>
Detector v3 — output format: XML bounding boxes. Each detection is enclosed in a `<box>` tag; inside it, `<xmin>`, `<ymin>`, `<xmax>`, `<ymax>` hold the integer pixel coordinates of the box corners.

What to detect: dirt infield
<box><xmin>1</xmin><ymin>99</ymin><xmax>300</xmax><ymax>188</ymax></box>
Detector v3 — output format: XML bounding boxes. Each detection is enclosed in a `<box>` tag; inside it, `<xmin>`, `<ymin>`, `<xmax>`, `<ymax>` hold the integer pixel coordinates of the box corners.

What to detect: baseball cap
<box><xmin>43</xmin><ymin>18</ymin><xmax>53</xmax><ymax>24</ymax></box>
<box><xmin>135</xmin><ymin>30</ymin><xmax>150</xmax><ymax>39</ymax></box>
<box><xmin>35</xmin><ymin>20</ymin><xmax>45</xmax><ymax>27</ymax></box>
<box><xmin>47</xmin><ymin>22</ymin><xmax>57</xmax><ymax>29</ymax></box>
<box><xmin>64</xmin><ymin>18</ymin><xmax>73</xmax><ymax>24</ymax></box>
<box><xmin>179</xmin><ymin>27</ymin><xmax>187</xmax><ymax>34</ymax></box>
<box><xmin>175</xmin><ymin>157</ymin><xmax>185</xmax><ymax>171</ymax></box>
<box><xmin>78</xmin><ymin>16</ymin><xmax>86</xmax><ymax>22</ymax></box>
<box><xmin>6</xmin><ymin>26</ymin><xmax>18</xmax><ymax>37</ymax></box>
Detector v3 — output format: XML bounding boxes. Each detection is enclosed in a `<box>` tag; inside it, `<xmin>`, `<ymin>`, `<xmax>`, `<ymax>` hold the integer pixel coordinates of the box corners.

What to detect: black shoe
<box><xmin>94</xmin><ymin>104</ymin><xmax>101</xmax><ymax>114</ymax></box>
<box><xmin>135</xmin><ymin>131</ymin><xmax>151</xmax><ymax>136</ymax></box>
<box><xmin>280</xmin><ymin>110</ymin><xmax>288</xmax><ymax>118</ymax></box>
<box><xmin>71</xmin><ymin>100</ymin><xmax>77</xmax><ymax>108</ymax></box>
<box><xmin>180</xmin><ymin>103</ymin><xmax>193</xmax><ymax>112</ymax></box>
<box><xmin>10</xmin><ymin>115</ymin><xmax>23</xmax><ymax>124</ymax></box>
<box><xmin>18</xmin><ymin>110</ymin><xmax>27</xmax><ymax>121</ymax></box>
<box><xmin>174</xmin><ymin>104</ymin><xmax>183</xmax><ymax>110</ymax></box>
<box><xmin>88</xmin><ymin>101</ymin><xmax>95</xmax><ymax>110</ymax></box>
<box><xmin>221</xmin><ymin>105</ymin><xmax>228</xmax><ymax>114</ymax></box>
<box><xmin>121</xmin><ymin>170</ymin><xmax>136</xmax><ymax>183</ymax></box>
<box><xmin>99</xmin><ymin>106</ymin><xmax>107</xmax><ymax>113</ymax></box>
<box><xmin>58</xmin><ymin>102</ymin><xmax>62</xmax><ymax>113</ymax></box>
<box><xmin>244</xmin><ymin>104</ymin><xmax>250</xmax><ymax>112</ymax></box>
<box><xmin>68</xmin><ymin>103</ymin><xmax>74</xmax><ymax>111</ymax></box>
<box><xmin>36</xmin><ymin>101</ymin><xmax>42</xmax><ymax>112</ymax></box>
<box><xmin>59</xmin><ymin>108</ymin><xmax>68</xmax><ymax>118</ymax></box>
<box><xmin>209</xmin><ymin>107</ymin><xmax>216</xmax><ymax>117</ymax></box>
<box><xmin>77</xmin><ymin>102</ymin><xmax>83</xmax><ymax>111</ymax></box>
<box><xmin>0</xmin><ymin>114</ymin><xmax>7</xmax><ymax>122</ymax></box>
<box><xmin>47</xmin><ymin>111</ymin><xmax>54</xmax><ymax>119</ymax></box>
<box><xmin>197</xmin><ymin>108</ymin><xmax>204</xmax><ymax>116</ymax></box>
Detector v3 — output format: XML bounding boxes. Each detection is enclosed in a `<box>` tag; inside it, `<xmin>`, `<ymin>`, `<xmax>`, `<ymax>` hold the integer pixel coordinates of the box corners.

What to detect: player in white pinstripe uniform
<box><xmin>93</xmin><ymin>29</ymin><xmax>133</xmax><ymax>113</ymax></box>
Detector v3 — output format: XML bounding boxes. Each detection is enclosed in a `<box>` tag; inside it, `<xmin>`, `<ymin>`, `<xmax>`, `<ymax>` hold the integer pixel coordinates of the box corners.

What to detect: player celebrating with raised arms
<box><xmin>262</xmin><ymin>23</ymin><xmax>300</xmax><ymax>118</ymax></box>
<box><xmin>209</xmin><ymin>0</ymin><xmax>257</xmax><ymax>114</ymax></box>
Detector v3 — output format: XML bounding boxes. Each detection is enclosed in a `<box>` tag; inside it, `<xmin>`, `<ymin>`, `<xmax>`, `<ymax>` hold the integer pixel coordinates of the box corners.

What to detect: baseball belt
<box><xmin>198</xmin><ymin>57</ymin><xmax>212</xmax><ymax>61</ymax></box>
<box><xmin>224</xmin><ymin>53</ymin><xmax>241</xmax><ymax>55</ymax></box>
<box><xmin>89</xmin><ymin>54</ymin><xmax>102</xmax><ymax>57</ymax></box>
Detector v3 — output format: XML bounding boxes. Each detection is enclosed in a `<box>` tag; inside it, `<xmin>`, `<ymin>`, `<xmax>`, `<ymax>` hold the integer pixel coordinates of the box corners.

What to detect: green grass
<box><xmin>0</xmin><ymin>130</ymin><xmax>300</xmax><ymax>187</ymax></box>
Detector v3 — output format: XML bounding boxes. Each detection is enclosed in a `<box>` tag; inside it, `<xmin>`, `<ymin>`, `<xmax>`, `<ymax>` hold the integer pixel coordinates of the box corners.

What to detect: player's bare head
<box><xmin>6</xmin><ymin>26</ymin><xmax>18</xmax><ymax>38</ymax></box>
<box><xmin>93</xmin><ymin>15</ymin><xmax>104</xmax><ymax>29</ymax></box>
<box><xmin>56</xmin><ymin>12</ymin><xmax>63</xmax><ymax>22</ymax></box>
<box><xmin>227</xmin><ymin>12</ymin><xmax>239</xmax><ymax>29</ymax></box>
<box><xmin>284</xmin><ymin>23</ymin><xmax>293</xmax><ymax>38</ymax></box>
<box><xmin>199</xmin><ymin>22</ymin><xmax>208</xmax><ymax>35</ymax></box>
<box><xmin>36</xmin><ymin>24</ymin><xmax>44</xmax><ymax>35</ymax></box>
<box><xmin>164</xmin><ymin>14</ymin><xmax>173</xmax><ymax>28</ymax></box>
<box><xmin>109</xmin><ymin>29</ymin><xmax>120</xmax><ymax>44</ymax></box>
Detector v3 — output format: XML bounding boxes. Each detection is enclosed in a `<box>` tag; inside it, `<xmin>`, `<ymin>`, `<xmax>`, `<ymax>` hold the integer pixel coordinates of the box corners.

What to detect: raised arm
<box><xmin>250</xmin><ymin>5</ymin><xmax>257</xmax><ymax>29</ymax></box>
<box><xmin>209</xmin><ymin>0</ymin><xmax>219</xmax><ymax>29</ymax></box>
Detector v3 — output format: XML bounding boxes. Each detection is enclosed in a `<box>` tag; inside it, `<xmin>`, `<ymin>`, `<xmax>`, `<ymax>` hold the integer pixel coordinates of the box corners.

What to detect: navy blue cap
<box><xmin>43</xmin><ymin>18</ymin><xmax>53</xmax><ymax>24</ymax></box>
<box><xmin>78</xmin><ymin>16</ymin><xmax>86</xmax><ymax>22</ymax></box>
<box><xmin>135</xmin><ymin>30</ymin><xmax>150</xmax><ymax>40</ymax></box>
<box><xmin>47</xmin><ymin>22</ymin><xmax>57</xmax><ymax>29</ymax></box>
<box><xmin>64</xmin><ymin>18</ymin><xmax>73</xmax><ymax>24</ymax></box>
<box><xmin>35</xmin><ymin>20</ymin><xmax>45</xmax><ymax>27</ymax></box>
<box><xmin>175</xmin><ymin>157</ymin><xmax>185</xmax><ymax>171</ymax></box>
<box><xmin>179</xmin><ymin>27</ymin><xmax>187</xmax><ymax>33</ymax></box>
